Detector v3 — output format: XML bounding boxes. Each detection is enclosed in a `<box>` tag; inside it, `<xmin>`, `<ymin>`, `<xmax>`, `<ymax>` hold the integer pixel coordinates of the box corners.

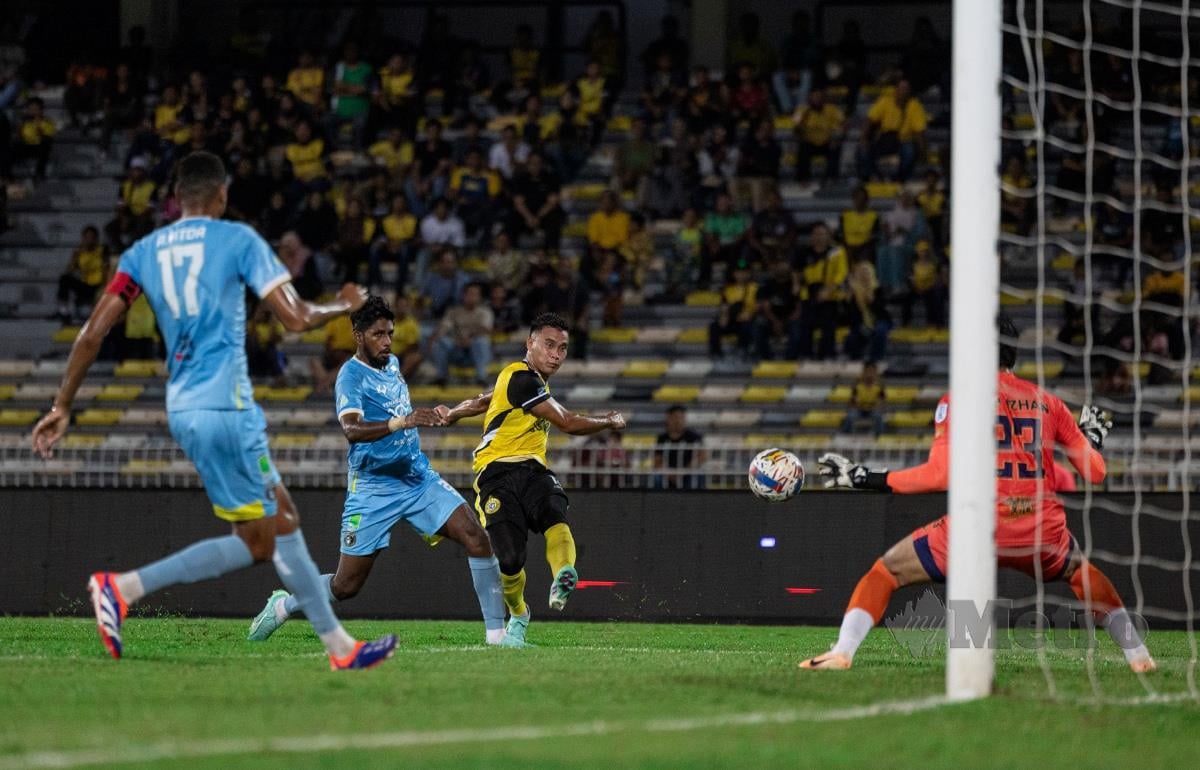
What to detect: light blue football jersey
<box><xmin>114</xmin><ymin>216</ymin><xmax>290</xmax><ymax>412</ymax></box>
<box><xmin>335</xmin><ymin>354</ymin><xmax>431</xmax><ymax>485</ymax></box>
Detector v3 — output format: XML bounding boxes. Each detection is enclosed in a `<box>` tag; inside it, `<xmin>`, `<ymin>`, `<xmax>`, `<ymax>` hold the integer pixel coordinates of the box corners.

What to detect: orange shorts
<box><xmin>910</xmin><ymin>516</ymin><xmax>1077</xmax><ymax>583</ymax></box>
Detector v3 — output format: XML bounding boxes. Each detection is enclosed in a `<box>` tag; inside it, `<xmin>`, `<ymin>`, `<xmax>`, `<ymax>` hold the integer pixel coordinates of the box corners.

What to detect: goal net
<box><xmin>992</xmin><ymin>0</ymin><xmax>1198</xmax><ymax>701</ymax></box>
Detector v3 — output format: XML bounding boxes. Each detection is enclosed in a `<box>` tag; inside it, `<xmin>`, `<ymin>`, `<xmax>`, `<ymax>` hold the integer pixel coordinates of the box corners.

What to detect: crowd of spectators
<box><xmin>4</xmin><ymin>6</ymin><xmax>1192</xmax><ymax>387</ymax></box>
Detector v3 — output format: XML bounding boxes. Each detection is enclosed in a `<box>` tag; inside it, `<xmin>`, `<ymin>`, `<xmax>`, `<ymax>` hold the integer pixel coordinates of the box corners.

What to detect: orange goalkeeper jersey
<box><xmin>887</xmin><ymin>371</ymin><xmax>1105</xmax><ymax>547</ymax></box>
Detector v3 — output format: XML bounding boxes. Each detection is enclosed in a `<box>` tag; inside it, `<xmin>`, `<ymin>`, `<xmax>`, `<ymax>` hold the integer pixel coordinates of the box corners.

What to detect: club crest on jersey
<box><xmin>484</xmin><ymin>496</ymin><xmax>501</xmax><ymax>515</ymax></box>
<box><xmin>935</xmin><ymin>403</ymin><xmax>948</xmax><ymax>424</ymax></box>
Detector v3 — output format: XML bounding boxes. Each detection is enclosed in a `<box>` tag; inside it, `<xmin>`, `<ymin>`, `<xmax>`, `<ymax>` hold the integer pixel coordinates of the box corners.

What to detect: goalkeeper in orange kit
<box><xmin>800</xmin><ymin>316</ymin><xmax>1155</xmax><ymax>673</ymax></box>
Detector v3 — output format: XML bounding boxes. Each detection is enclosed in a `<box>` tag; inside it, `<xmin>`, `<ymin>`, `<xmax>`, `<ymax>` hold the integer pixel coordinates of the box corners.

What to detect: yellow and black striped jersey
<box><xmin>472</xmin><ymin>360</ymin><xmax>553</xmax><ymax>476</ymax></box>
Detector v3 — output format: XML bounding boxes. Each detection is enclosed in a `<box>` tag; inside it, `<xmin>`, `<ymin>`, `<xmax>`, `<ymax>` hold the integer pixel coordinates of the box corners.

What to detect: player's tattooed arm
<box><xmin>436</xmin><ymin>390</ymin><xmax>494</xmax><ymax>425</ymax></box>
<box><xmin>32</xmin><ymin>292</ymin><xmax>128</xmax><ymax>458</ymax></box>
<box><xmin>263</xmin><ymin>282</ymin><xmax>367</xmax><ymax>331</ymax></box>
<box><xmin>529</xmin><ymin>398</ymin><xmax>626</xmax><ymax>435</ymax></box>
<box><xmin>339</xmin><ymin>409</ymin><xmax>446</xmax><ymax>442</ymax></box>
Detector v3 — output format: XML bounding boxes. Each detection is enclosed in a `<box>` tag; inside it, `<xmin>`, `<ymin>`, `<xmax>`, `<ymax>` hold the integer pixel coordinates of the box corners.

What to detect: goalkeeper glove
<box><xmin>1078</xmin><ymin>404</ymin><xmax>1112</xmax><ymax>450</ymax></box>
<box><xmin>817</xmin><ymin>453</ymin><xmax>891</xmax><ymax>492</ymax></box>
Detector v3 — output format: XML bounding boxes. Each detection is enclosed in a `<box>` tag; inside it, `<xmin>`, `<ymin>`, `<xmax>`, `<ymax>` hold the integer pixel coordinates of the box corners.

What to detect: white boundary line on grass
<box><xmin>0</xmin><ymin>696</ymin><xmax>951</xmax><ymax>769</ymax></box>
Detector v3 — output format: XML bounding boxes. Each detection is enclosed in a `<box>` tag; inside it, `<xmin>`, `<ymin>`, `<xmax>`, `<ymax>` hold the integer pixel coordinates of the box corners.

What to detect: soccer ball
<box><xmin>748</xmin><ymin>448</ymin><xmax>805</xmax><ymax>502</ymax></box>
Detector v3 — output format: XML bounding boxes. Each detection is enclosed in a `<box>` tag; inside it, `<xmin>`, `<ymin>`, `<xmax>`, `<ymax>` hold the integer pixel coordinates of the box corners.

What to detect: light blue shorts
<box><xmin>341</xmin><ymin>470</ymin><xmax>465</xmax><ymax>556</ymax></box>
<box><xmin>168</xmin><ymin>406</ymin><xmax>282</xmax><ymax>521</ymax></box>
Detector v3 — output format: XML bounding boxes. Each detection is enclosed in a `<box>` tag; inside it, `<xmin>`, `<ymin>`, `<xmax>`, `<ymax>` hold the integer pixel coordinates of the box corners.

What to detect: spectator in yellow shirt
<box><xmin>285</xmin><ymin>120</ymin><xmax>327</xmax><ymax>185</ymax></box>
<box><xmin>368</xmin><ymin>194</ymin><xmax>418</xmax><ymax>291</ymax></box>
<box><xmin>372</xmin><ymin>52</ymin><xmax>419</xmax><ymax>136</ymax></box>
<box><xmin>15</xmin><ymin>97</ymin><xmax>56</xmax><ymax>180</ymax></box>
<box><xmin>800</xmin><ymin>222</ymin><xmax>849</xmax><ymax>360</ymax></box>
<box><xmin>839</xmin><ymin>185</ymin><xmax>879</xmax><ymax>262</ymax></box>
<box><xmin>793</xmin><ymin>88</ymin><xmax>845</xmax><ymax>184</ymax></box>
<box><xmin>286</xmin><ymin>50</ymin><xmax>326</xmax><ymax>109</ymax></box>
<box><xmin>449</xmin><ymin>148</ymin><xmax>502</xmax><ymax>242</ymax></box>
<box><xmin>55</xmin><ymin>225</ymin><xmax>108</xmax><ymax>322</ymax></box>
<box><xmin>389</xmin><ymin>294</ymin><xmax>423</xmax><ymax>381</ymax></box>
<box><xmin>708</xmin><ymin>260</ymin><xmax>758</xmax><ymax>358</ymax></box>
<box><xmin>153</xmin><ymin>85</ymin><xmax>189</xmax><ymax>146</ymax></box>
<box><xmin>119</xmin><ymin>157</ymin><xmax>157</xmax><ymax>233</ymax></box>
<box><xmin>310</xmin><ymin>313</ymin><xmax>357</xmax><ymax>394</ymax></box>
<box><xmin>574</xmin><ymin>59</ymin><xmax>610</xmax><ymax>146</ymax></box>
<box><xmin>840</xmin><ymin>362</ymin><xmax>886</xmax><ymax>436</ymax></box>
<box><xmin>367</xmin><ymin>126</ymin><xmax>414</xmax><ymax>175</ymax></box>
<box><xmin>587</xmin><ymin>190</ymin><xmax>631</xmax><ymax>256</ymax></box>
<box><xmin>856</xmin><ymin>79</ymin><xmax>928</xmax><ymax>181</ymax></box>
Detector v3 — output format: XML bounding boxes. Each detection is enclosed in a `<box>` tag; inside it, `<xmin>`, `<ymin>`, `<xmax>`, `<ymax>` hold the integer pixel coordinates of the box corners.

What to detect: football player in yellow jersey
<box><xmin>436</xmin><ymin>313</ymin><xmax>625</xmax><ymax>645</ymax></box>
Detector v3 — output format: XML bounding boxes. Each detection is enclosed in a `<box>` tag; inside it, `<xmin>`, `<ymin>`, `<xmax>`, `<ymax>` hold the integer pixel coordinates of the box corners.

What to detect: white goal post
<box><xmin>947</xmin><ymin>0</ymin><xmax>1003</xmax><ymax>700</ymax></box>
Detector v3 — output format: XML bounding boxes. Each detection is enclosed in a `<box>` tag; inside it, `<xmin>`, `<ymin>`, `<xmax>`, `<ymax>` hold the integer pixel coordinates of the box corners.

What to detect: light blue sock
<box><xmin>468</xmin><ymin>555</ymin><xmax>506</xmax><ymax>632</ymax></box>
<box><xmin>272</xmin><ymin>530</ymin><xmax>340</xmax><ymax>636</ymax></box>
<box><xmin>282</xmin><ymin>574</ymin><xmax>334</xmax><ymax>617</ymax></box>
<box><xmin>136</xmin><ymin>535</ymin><xmax>253</xmax><ymax>595</ymax></box>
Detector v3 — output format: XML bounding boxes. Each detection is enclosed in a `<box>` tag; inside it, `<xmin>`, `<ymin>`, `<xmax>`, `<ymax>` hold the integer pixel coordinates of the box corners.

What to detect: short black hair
<box><xmin>175</xmin><ymin>151</ymin><xmax>226</xmax><ymax>205</ymax></box>
<box><xmin>350</xmin><ymin>295</ymin><xmax>394</xmax><ymax>331</ymax></box>
<box><xmin>998</xmin><ymin>312</ymin><xmax>1019</xmax><ymax>369</ymax></box>
<box><xmin>666</xmin><ymin>404</ymin><xmax>686</xmax><ymax>415</ymax></box>
<box><xmin>529</xmin><ymin>312</ymin><xmax>568</xmax><ymax>336</ymax></box>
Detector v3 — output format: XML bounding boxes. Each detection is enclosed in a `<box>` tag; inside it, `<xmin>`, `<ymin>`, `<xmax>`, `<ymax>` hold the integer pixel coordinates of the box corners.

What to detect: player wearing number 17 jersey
<box><xmin>31</xmin><ymin>151</ymin><xmax>396</xmax><ymax>670</ymax></box>
<box><xmin>798</xmin><ymin>315</ymin><xmax>1154</xmax><ymax>673</ymax></box>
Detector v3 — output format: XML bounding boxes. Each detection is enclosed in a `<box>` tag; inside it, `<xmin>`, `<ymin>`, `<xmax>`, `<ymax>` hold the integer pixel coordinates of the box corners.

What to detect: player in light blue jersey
<box><xmin>247</xmin><ymin>296</ymin><xmax>515</xmax><ymax>647</ymax></box>
<box><xmin>31</xmin><ymin>151</ymin><xmax>397</xmax><ymax>670</ymax></box>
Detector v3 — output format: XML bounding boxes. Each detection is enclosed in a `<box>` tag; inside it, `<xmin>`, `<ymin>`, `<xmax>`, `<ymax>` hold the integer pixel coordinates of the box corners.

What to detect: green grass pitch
<box><xmin>1</xmin><ymin>617</ymin><xmax>1196</xmax><ymax>768</ymax></box>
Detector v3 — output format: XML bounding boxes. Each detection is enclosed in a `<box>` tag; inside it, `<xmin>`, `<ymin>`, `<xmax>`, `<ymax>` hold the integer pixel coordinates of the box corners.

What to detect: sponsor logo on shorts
<box><xmin>343</xmin><ymin>532</ymin><xmax>357</xmax><ymax>548</ymax></box>
<box><xmin>347</xmin><ymin>513</ymin><xmax>362</xmax><ymax>530</ymax></box>
<box><xmin>484</xmin><ymin>496</ymin><xmax>501</xmax><ymax>515</ymax></box>
<box><xmin>257</xmin><ymin>455</ymin><xmax>272</xmax><ymax>475</ymax></box>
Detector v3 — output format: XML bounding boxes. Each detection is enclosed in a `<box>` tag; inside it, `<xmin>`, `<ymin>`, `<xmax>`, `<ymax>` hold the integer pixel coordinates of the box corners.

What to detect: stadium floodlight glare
<box><xmin>947</xmin><ymin>0</ymin><xmax>1003</xmax><ymax>701</ymax></box>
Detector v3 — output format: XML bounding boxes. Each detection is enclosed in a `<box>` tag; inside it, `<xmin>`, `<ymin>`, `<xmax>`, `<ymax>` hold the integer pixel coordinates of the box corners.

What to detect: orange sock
<box><xmin>1068</xmin><ymin>561</ymin><xmax>1123</xmax><ymax>619</ymax></box>
<box><xmin>847</xmin><ymin>559</ymin><xmax>900</xmax><ymax>623</ymax></box>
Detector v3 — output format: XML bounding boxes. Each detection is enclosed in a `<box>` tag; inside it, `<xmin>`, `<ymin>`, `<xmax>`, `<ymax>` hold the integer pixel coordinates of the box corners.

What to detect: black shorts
<box><xmin>475</xmin><ymin>460</ymin><xmax>569</xmax><ymax>537</ymax></box>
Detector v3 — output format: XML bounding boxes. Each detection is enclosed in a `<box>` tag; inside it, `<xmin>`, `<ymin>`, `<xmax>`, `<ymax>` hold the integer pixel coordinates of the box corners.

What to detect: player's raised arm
<box><xmin>263</xmin><ymin>281</ymin><xmax>368</xmax><ymax>332</ymax></box>
<box><xmin>818</xmin><ymin>397</ymin><xmax>949</xmax><ymax>494</ymax></box>
<box><xmin>437</xmin><ymin>390</ymin><xmax>494</xmax><ymax>426</ymax></box>
<box><xmin>31</xmin><ymin>290</ymin><xmax>129</xmax><ymax>459</ymax></box>
<box><xmin>529</xmin><ymin>397</ymin><xmax>625</xmax><ymax>436</ymax></box>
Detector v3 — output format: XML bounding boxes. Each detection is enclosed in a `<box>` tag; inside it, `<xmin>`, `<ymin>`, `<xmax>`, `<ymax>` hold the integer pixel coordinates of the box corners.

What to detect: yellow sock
<box><xmin>501</xmin><ymin>570</ymin><xmax>527</xmax><ymax>617</ymax></box>
<box><xmin>544</xmin><ymin>523</ymin><xmax>577</xmax><ymax>575</ymax></box>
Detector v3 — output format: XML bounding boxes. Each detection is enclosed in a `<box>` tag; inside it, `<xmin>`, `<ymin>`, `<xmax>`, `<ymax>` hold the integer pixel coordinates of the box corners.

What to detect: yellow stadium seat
<box><xmin>253</xmin><ymin>386</ymin><xmax>312</xmax><ymax>402</ymax></box>
<box><xmin>1015</xmin><ymin>361</ymin><xmax>1064</xmax><ymax>380</ymax></box>
<box><xmin>652</xmin><ymin>385</ymin><xmax>700</xmax><ymax>403</ymax></box>
<box><xmin>773</xmin><ymin>115</ymin><xmax>794</xmax><ymax>131</ymax></box>
<box><xmin>62</xmin><ymin>434</ymin><xmax>106</xmax><ymax>449</ymax></box>
<box><xmin>623</xmin><ymin>359</ymin><xmax>669</xmax><ymax>378</ymax></box>
<box><xmin>115</xmin><ymin>360</ymin><xmax>165</xmax><ymax>378</ymax></box>
<box><xmin>607</xmin><ymin>115</ymin><xmax>632</xmax><ymax>131</ymax></box>
<box><xmin>272</xmin><ymin>434</ymin><xmax>316</xmax><ymax>449</ymax></box>
<box><xmin>0</xmin><ymin>409</ymin><xmax>39</xmax><ymax>426</ymax></box>
<box><xmin>1000</xmin><ymin>291</ymin><xmax>1030</xmax><ymax>306</ymax></box>
<box><xmin>745</xmin><ymin>433</ymin><xmax>789</xmax><ymax>448</ymax></box>
<box><xmin>827</xmin><ymin>385</ymin><xmax>853</xmax><ymax>403</ymax></box>
<box><xmin>752</xmin><ymin>361</ymin><xmax>798</xmax><ymax>379</ymax></box>
<box><xmin>458</xmin><ymin>413</ymin><xmax>485</xmax><ymax>427</ymax></box>
<box><xmin>563</xmin><ymin>221</ymin><xmax>588</xmax><ymax>238</ymax></box>
<box><xmin>890</xmin><ymin>327</ymin><xmax>933</xmax><ymax>343</ymax></box>
<box><xmin>439</xmin><ymin>433</ymin><xmax>481</xmax><ymax>450</ymax></box>
<box><xmin>677</xmin><ymin>328</ymin><xmax>708</xmax><ymax>344</ymax></box>
<box><xmin>621</xmin><ymin>433</ymin><xmax>658</xmax><ymax>449</ymax></box>
<box><xmin>928</xmin><ymin>328</ymin><xmax>950</xmax><ymax>344</ymax></box>
<box><xmin>591</xmin><ymin>328</ymin><xmax>638</xmax><ymax>343</ymax></box>
<box><xmin>741</xmin><ymin>386</ymin><xmax>787</xmax><ymax>404</ymax></box>
<box><xmin>98</xmin><ymin>384</ymin><xmax>144</xmax><ymax>401</ymax></box>
<box><xmin>1185</xmin><ymin>386</ymin><xmax>1200</xmax><ymax>403</ymax></box>
<box><xmin>888</xmin><ymin>411</ymin><xmax>933</xmax><ymax>428</ymax></box>
<box><xmin>0</xmin><ymin>384</ymin><xmax>15</xmax><ymax>401</ymax></box>
<box><xmin>568</xmin><ymin>182</ymin><xmax>607</xmax><ymax>200</ymax></box>
<box><xmin>885</xmin><ymin>386</ymin><xmax>919</xmax><ymax>405</ymax></box>
<box><xmin>76</xmin><ymin>409</ymin><xmax>124</xmax><ymax>426</ymax></box>
<box><xmin>52</xmin><ymin>326</ymin><xmax>80</xmax><ymax>343</ymax></box>
<box><xmin>1013</xmin><ymin>113</ymin><xmax>1036</xmax><ymax>129</ymax></box>
<box><xmin>685</xmin><ymin>291</ymin><xmax>721</xmax><ymax>307</ymax></box>
<box><xmin>300</xmin><ymin>328</ymin><xmax>327</xmax><ymax>344</ymax></box>
<box><xmin>1051</xmin><ymin>252</ymin><xmax>1075</xmax><ymax>270</ymax></box>
<box><xmin>789</xmin><ymin>434</ymin><xmax>833</xmax><ymax>450</ymax></box>
<box><xmin>800</xmin><ymin>410</ymin><xmax>846</xmax><ymax>429</ymax></box>
<box><xmin>539</xmin><ymin>83</ymin><xmax>567</xmax><ymax>99</ymax></box>
<box><xmin>865</xmin><ymin>182</ymin><xmax>901</xmax><ymax>199</ymax></box>
<box><xmin>461</xmin><ymin>256</ymin><xmax>488</xmax><ymax>273</ymax></box>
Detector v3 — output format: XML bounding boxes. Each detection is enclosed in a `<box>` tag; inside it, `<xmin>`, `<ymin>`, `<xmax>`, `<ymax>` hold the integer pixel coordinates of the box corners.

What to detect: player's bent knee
<box><xmin>329</xmin><ymin>575</ymin><xmax>362</xmax><ymax>601</ymax></box>
<box><xmin>272</xmin><ymin>484</ymin><xmax>300</xmax><ymax>533</ymax></box>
